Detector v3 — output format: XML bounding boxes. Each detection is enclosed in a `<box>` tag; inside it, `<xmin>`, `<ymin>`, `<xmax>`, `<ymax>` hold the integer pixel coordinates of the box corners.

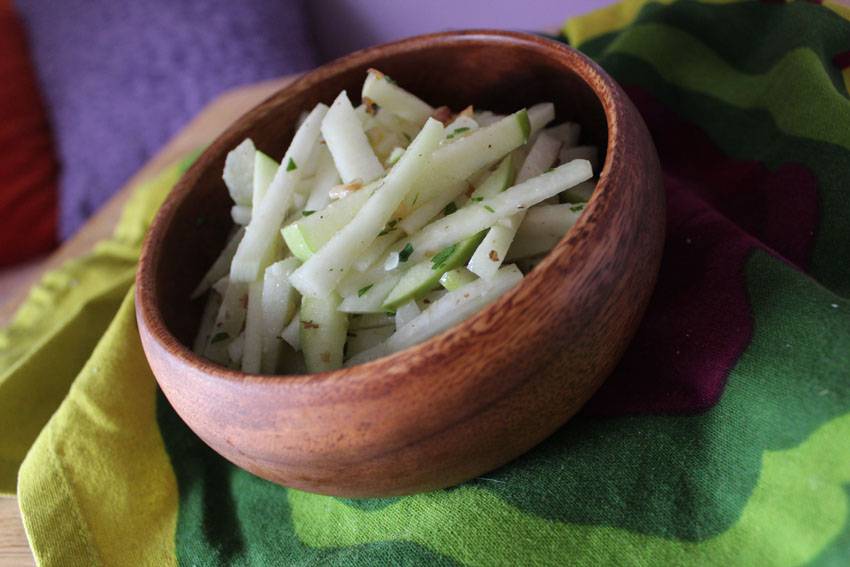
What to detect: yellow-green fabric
<box><xmin>17</xmin><ymin>291</ymin><xmax>179</xmax><ymax>566</ymax></box>
<box><xmin>0</xmin><ymin>159</ymin><xmax>190</xmax><ymax>563</ymax></box>
<box><xmin>0</xmin><ymin>160</ymin><xmax>187</xmax><ymax>496</ymax></box>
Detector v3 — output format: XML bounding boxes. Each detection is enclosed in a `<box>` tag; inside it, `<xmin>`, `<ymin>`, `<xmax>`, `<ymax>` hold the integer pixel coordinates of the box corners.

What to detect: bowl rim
<box><xmin>136</xmin><ymin>28</ymin><xmax>625</xmax><ymax>387</ymax></box>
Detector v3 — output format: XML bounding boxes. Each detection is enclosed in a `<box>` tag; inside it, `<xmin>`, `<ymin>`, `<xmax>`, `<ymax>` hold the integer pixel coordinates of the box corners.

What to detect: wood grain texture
<box><xmin>136</xmin><ymin>30</ymin><xmax>665</xmax><ymax>497</ymax></box>
<box><xmin>0</xmin><ymin>76</ymin><xmax>295</xmax><ymax>564</ymax></box>
<box><xmin>0</xmin><ymin>498</ymin><xmax>32</xmax><ymax>567</ymax></box>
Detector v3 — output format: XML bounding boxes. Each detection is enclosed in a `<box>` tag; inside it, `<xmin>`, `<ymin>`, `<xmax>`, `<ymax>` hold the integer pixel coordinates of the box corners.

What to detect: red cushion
<box><xmin>0</xmin><ymin>0</ymin><xmax>58</xmax><ymax>267</ymax></box>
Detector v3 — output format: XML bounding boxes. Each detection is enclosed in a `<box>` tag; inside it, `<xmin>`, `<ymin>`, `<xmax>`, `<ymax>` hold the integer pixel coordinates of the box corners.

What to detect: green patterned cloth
<box><xmin>1</xmin><ymin>1</ymin><xmax>849</xmax><ymax>564</ymax></box>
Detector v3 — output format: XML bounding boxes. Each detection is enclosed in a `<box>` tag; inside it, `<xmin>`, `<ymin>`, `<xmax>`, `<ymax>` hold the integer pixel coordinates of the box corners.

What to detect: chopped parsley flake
<box><xmin>302</xmin><ymin>210</ymin><xmax>315</xmax><ymax>216</ymax></box>
<box><xmin>570</xmin><ymin>203</ymin><xmax>586</xmax><ymax>213</ymax></box>
<box><xmin>446</xmin><ymin>127</ymin><xmax>470</xmax><ymax>139</ymax></box>
<box><xmin>443</xmin><ymin>202</ymin><xmax>458</xmax><ymax>216</ymax></box>
<box><xmin>431</xmin><ymin>244</ymin><xmax>458</xmax><ymax>271</ymax></box>
<box><xmin>399</xmin><ymin>243</ymin><xmax>414</xmax><ymax>262</ymax></box>
<box><xmin>484</xmin><ymin>205</ymin><xmax>495</xmax><ymax>213</ymax></box>
<box><xmin>471</xmin><ymin>196</ymin><xmax>484</xmax><ymax>202</ymax></box>
<box><xmin>357</xmin><ymin>284</ymin><xmax>374</xmax><ymax>297</ymax></box>
<box><xmin>210</xmin><ymin>332</ymin><xmax>229</xmax><ymax>344</ymax></box>
<box><xmin>286</xmin><ymin>158</ymin><xmax>297</xmax><ymax>171</ymax></box>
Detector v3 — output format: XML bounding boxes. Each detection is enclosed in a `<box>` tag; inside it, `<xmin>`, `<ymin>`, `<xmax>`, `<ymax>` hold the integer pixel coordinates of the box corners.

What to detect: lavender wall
<box><xmin>306</xmin><ymin>0</ymin><xmax>614</xmax><ymax>61</ymax></box>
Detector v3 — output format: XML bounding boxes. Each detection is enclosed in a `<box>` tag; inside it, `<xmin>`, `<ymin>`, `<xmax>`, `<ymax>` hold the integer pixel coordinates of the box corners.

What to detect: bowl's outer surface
<box><xmin>136</xmin><ymin>30</ymin><xmax>665</xmax><ymax>497</ymax></box>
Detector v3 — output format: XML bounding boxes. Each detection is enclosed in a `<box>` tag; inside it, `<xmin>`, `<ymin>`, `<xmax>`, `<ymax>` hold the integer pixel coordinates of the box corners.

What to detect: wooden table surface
<box><xmin>0</xmin><ymin>76</ymin><xmax>294</xmax><ymax>566</ymax></box>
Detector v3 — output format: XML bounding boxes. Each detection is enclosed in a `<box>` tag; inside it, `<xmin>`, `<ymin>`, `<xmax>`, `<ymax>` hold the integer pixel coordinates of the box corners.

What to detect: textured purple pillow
<box><xmin>14</xmin><ymin>0</ymin><xmax>318</xmax><ymax>238</ymax></box>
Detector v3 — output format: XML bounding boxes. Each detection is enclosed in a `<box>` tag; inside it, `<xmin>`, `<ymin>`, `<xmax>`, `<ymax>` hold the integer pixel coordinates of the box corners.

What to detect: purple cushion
<box><xmin>15</xmin><ymin>0</ymin><xmax>318</xmax><ymax>237</ymax></box>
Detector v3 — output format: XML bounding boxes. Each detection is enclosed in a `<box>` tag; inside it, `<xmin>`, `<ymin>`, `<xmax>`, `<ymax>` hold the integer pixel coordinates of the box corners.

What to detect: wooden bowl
<box><xmin>135</xmin><ymin>30</ymin><xmax>664</xmax><ymax>497</ymax></box>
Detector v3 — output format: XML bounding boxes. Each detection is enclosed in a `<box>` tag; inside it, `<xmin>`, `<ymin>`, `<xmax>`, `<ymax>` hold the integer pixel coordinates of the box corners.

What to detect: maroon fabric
<box><xmin>585</xmin><ymin>87</ymin><xmax>819</xmax><ymax>416</ymax></box>
<box><xmin>0</xmin><ymin>0</ymin><xmax>58</xmax><ymax>266</ymax></box>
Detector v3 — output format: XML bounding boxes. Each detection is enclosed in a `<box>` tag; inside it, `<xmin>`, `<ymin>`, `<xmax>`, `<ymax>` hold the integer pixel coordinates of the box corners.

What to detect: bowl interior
<box><xmin>154</xmin><ymin>32</ymin><xmax>609</xmax><ymax>353</ymax></box>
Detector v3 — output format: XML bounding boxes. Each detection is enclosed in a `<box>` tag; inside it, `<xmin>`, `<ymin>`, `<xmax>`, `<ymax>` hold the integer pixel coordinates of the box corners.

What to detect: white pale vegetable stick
<box><xmin>417</xmin><ymin>288</ymin><xmax>447</xmax><ymax>310</ymax></box>
<box><xmin>260</xmin><ymin>257</ymin><xmax>301</xmax><ymax>373</ymax></box>
<box><xmin>328</xmin><ymin>179</ymin><xmax>369</xmax><ymax>201</ymax></box>
<box><xmin>204</xmin><ymin>280</ymin><xmax>249</xmax><ymax>366</ymax></box>
<box><xmin>562</xmin><ymin>179</ymin><xmax>596</xmax><ymax>203</ymax></box>
<box><xmin>253</xmin><ymin>150</ymin><xmax>279</xmax><ymax>207</ymax></box>
<box><xmin>300</xmin><ymin>141</ymin><xmax>321</xmax><ymax>178</ymax></box>
<box><xmin>474</xmin><ymin>111</ymin><xmax>505</xmax><ymax>127</ymax></box>
<box><xmin>231</xmin><ymin>205</ymin><xmax>251</xmax><ymax>226</ymax></box>
<box><xmin>281</xmin><ymin>312</ymin><xmax>301</xmax><ymax>351</ymax></box>
<box><xmin>192</xmin><ymin>289</ymin><xmax>223</xmax><ymax>354</ymax></box>
<box><xmin>346</xmin><ymin>325</ymin><xmax>395</xmax><ymax>358</ymax></box>
<box><xmin>228</xmin><ymin>333</ymin><xmax>245</xmax><ymax>365</ymax></box>
<box><xmin>398</xmin><ymin>181</ymin><xmax>465</xmax><ymax>235</ymax></box>
<box><xmin>231</xmin><ymin>104</ymin><xmax>327</xmax><ymax>282</ymax></box>
<box><xmin>545</xmin><ymin>122</ymin><xmax>581</xmax><ymax>147</ymax></box>
<box><xmin>398</xmin><ymin>123</ymin><xmax>521</xmax><ymax>232</ymax></box>
<box><xmin>527</xmin><ymin>102</ymin><xmax>556</xmax><ymax>137</ymax></box>
<box><xmin>348</xmin><ymin>313</ymin><xmax>395</xmax><ymax>331</ymax></box>
<box><xmin>372</xmin><ymin>107</ymin><xmax>421</xmax><ymax>142</ymax></box>
<box><xmin>337</xmin><ymin>262</ymin><xmax>387</xmax><ymax>297</ymax></box>
<box><xmin>467</xmin><ymin>220</ymin><xmax>518</xmax><ymax>280</ymax></box>
<box><xmin>395</xmin><ymin>300</ymin><xmax>421</xmax><ymax>329</ymax></box>
<box><xmin>470</xmin><ymin>155</ymin><xmax>516</xmax><ymax>199</ymax></box>
<box><xmin>390</xmin><ymin>264</ymin><xmax>523</xmax><ymax>350</ymax></box>
<box><xmin>222</xmin><ymin>138</ymin><xmax>255</xmax><ymax>206</ymax></box>
<box><xmin>403</xmin><ymin>159</ymin><xmax>592</xmax><ymax>265</ymax></box>
<box><xmin>304</xmin><ymin>145</ymin><xmax>341</xmax><ymax>212</ymax></box>
<box><xmin>290</xmin><ymin>118</ymin><xmax>444</xmax><ymax>298</ymax></box>
<box><xmin>468</xmin><ymin>132</ymin><xmax>561</xmax><ymax>279</ymax></box>
<box><xmin>366</xmin><ymin>124</ymin><xmax>406</xmax><ymax>162</ymax></box>
<box><xmin>191</xmin><ymin>228</ymin><xmax>245</xmax><ymax>299</ymax></box>
<box><xmin>399</xmin><ymin>156</ymin><xmax>511</xmax><ymax>236</ymax></box>
<box><xmin>338</xmin><ymin>273</ymin><xmax>401</xmax><ymax>313</ymax></box>
<box><xmin>241</xmin><ymin>281</ymin><xmax>264</xmax><ymax>373</ymax></box>
<box><xmin>354</xmin><ymin>103</ymin><xmax>372</xmax><ymax>127</ymax></box>
<box><xmin>294</xmin><ymin>175</ymin><xmax>315</xmax><ymax>196</ymax></box>
<box><xmin>282</xmin><ymin>183</ymin><xmax>375</xmax><ymax>261</ymax></box>
<box><xmin>386</xmin><ymin>146</ymin><xmax>405</xmax><ymax>167</ymax></box>
<box><xmin>322</xmin><ymin>91</ymin><xmax>384</xmax><ymax>184</ymax></box>
<box><xmin>353</xmin><ymin>230</ymin><xmax>403</xmax><ymax>272</ymax></box>
<box><xmin>404</xmin><ymin>110</ymin><xmax>529</xmax><ymax>209</ymax></box>
<box><xmin>348</xmin><ymin>312</ymin><xmax>395</xmax><ymax>331</ymax></box>
<box><xmin>362</xmin><ymin>69</ymin><xmax>434</xmax><ymax>125</ymax></box>
<box><xmin>280</xmin><ymin>311</ymin><xmax>301</xmax><ymax>352</ymax></box>
<box><xmin>506</xmin><ymin>203</ymin><xmax>583</xmax><ymax>261</ymax></box>
<box><xmin>346</xmin><ymin>265</ymin><xmax>523</xmax><ymax>365</ymax></box>
<box><xmin>300</xmin><ymin>293</ymin><xmax>348</xmax><ymax>372</ymax></box>
<box><xmin>290</xmin><ymin>192</ymin><xmax>307</xmax><ymax>216</ymax></box>
<box><xmin>560</xmin><ymin>145</ymin><xmax>599</xmax><ymax>172</ymax></box>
